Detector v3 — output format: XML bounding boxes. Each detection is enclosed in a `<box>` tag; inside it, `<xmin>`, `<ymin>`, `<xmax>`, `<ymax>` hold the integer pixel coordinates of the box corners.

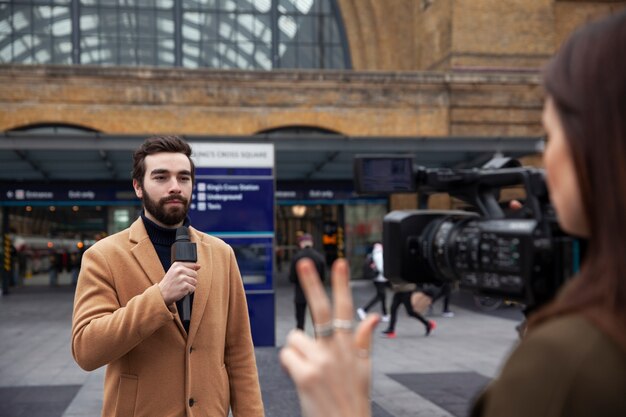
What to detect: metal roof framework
<box><xmin>0</xmin><ymin>132</ymin><xmax>544</xmax><ymax>183</ymax></box>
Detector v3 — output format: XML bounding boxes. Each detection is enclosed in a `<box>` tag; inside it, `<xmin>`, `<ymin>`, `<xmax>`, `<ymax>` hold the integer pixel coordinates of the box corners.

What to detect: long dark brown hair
<box><xmin>528</xmin><ymin>10</ymin><xmax>626</xmax><ymax>350</ymax></box>
<box><xmin>132</xmin><ymin>135</ymin><xmax>195</xmax><ymax>187</ymax></box>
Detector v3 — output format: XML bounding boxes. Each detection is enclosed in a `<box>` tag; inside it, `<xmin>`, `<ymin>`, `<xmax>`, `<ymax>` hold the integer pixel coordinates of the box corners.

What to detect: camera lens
<box><xmin>421</xmin><ymin>215</ymin><xmax>536</xmax><ymax>298</ymax></box>
<box><xmin>422</xmin><ymin>215</ymin><xmax>476</xmax><ymax>282</ymax></box>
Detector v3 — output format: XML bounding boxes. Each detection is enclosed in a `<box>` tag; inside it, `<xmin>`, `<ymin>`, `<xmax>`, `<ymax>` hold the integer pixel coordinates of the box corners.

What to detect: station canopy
<box><xmin>0</xmin><ymin>131</ymin><xmax>544</xmax><ymax>182</ymax></box>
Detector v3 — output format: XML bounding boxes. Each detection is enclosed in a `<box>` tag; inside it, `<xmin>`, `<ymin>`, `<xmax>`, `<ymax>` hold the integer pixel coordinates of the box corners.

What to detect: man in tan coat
<box><xmin>72</xmin><ymin>136</ymin><xmax>264</xmax><ymax>417</ymax></box>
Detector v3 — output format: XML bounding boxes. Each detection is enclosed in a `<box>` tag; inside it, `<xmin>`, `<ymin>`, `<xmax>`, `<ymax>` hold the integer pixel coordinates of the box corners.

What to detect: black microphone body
<box><xmin>171</xmin><ymin>226</ymin><xmax>197</xmax><ymax>323</ymax></box>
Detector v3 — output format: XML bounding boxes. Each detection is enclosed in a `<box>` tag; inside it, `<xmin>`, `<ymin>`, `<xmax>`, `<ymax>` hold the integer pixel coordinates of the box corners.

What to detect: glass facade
<box><xmin>0</xmin><ymin>0</ymin><xmax>73</xmax><ymax>64</ymax></box>
<box><xmin>0</xmin><ymin>0</ymin><xmax>350</xmax><ymax>69</ymax></box>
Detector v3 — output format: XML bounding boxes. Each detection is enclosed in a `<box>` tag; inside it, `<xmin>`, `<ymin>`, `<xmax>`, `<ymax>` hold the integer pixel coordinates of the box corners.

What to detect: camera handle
<box><xmin>420</xmin><ymin>167</ymin><xmax>548</xmax><ymax>223</ymax></box>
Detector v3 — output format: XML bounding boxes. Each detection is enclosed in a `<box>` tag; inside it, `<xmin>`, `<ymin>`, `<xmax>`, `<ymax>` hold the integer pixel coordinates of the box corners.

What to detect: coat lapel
<box><xmin>128</xmin><ymin>218</ymin><xmax>187</xmax><ymax>337</ymax></box>
<box><xmin>129</xmin><ymin>218</ymin><xmax>164</xmax><ymax>287</ymax></box>
<box><xmin>187</xmin><ymin>228</ymin><xmax>213</xmax><ymax>344</ymax></box>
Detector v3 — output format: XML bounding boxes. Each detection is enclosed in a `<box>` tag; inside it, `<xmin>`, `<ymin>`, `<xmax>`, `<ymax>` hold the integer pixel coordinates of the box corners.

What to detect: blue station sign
<box><xmin>189</xmin><ymin>143</ymin><xmax>275</xmax><ymax>347</ymax></box>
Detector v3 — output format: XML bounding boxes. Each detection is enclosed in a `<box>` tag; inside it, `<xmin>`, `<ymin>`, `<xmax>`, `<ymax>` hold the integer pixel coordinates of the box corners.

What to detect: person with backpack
<box><xmin>356</xmin><ymin>243</ymin><xmax>389</xmax><ymax>322</ymax></box>
<box><xmin>289</xmin><ymin>233</ymin><xmax>326</xmax><ymax>331</ymax></box>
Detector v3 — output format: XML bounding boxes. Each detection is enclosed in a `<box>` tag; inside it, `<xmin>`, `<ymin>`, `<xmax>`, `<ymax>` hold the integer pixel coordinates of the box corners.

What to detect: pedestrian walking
<box><xmin>382</xmin><ymin>282</ymin><xmax>435</xmax><ymax>338</ymax></box>
<box><xmin>357</xmin><ymin>243</ymin><xmax>390</xmax><ymax>322</ymax></box>
<box><xmin>426</xmin><ymin>282</ymin><xmax>455</xmax><ymax>317</ymax></box>
<box><xmin>288</xmin><ymin>233</ymin><xmax>326</xmax><ymax>331</ymax></box>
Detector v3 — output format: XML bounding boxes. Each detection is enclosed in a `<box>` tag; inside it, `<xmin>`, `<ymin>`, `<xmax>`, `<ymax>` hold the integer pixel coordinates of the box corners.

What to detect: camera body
<box><xmin>354</xmin><ymin>155</ymin><xmax>581</xmax><ymax>310</ymax></box>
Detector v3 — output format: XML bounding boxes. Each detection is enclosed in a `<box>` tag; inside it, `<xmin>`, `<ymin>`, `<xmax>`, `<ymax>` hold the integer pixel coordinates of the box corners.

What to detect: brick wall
<box><xmin>554</xmin><ymin>1</ymin><xmax>626</xmax><ymax>48</ymax></box>
<box><xmin>416</xmin><ymin>0</ymin><xmax>454</xmax><ymax>70</ymax></box>
<box><xmin>339</xmin><ymin>0</ymin><xmax>624</xmax><ymax>71</ymax></box>
<box><xmin>1</xmin><ymin>66</ymin><xmax>549</xmax><ymax>139</ymax></box>
<box><xmin>2</xmin><ymin>0</ymin><xmax>622</xmax><ymax>138</ymax></box>
<box><xmin>450</xmin><ymin>0</ymin><xmax>555</xmax><ymax>70</ymax></box>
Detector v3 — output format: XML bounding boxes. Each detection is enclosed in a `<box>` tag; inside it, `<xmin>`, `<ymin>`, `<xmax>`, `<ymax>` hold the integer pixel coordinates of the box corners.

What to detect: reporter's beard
<box><xmin>143</xmin><ymin>191</ymin><xmax>190</xmax><ymax>227</ymax></box>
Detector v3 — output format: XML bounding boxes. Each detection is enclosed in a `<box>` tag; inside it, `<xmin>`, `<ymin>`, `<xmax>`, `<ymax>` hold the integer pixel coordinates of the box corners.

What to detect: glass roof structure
<box><xmin>0</xmin><ymin>0</ymin><xmax>350</xmax><ymax>69</ymax></box>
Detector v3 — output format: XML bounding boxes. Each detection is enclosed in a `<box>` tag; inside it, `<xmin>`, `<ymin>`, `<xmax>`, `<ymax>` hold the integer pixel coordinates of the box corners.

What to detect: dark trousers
<box><xmin>387</xmin><ymin>291</ymin><xmax>429</xmax><ymax>331</ymax></box>
<box><xmin>432</xmin><ymin>282</ymin><xmax>452</xmax><ymax>312</ymax></box>
<box><xmin>363</xmin><ymin>281</ymin><xmax>388</xmax><ymax>315</ymax></box>
<box><xmin>295</xmin><ymin>302</ymin><xmax>307</xmax><ymax>330</ymax></box>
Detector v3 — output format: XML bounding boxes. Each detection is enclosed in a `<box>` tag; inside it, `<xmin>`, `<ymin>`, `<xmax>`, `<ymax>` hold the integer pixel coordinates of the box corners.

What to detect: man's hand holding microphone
<box><xmin>158</xmin><ymin>226</ymin><xmax>198</xmax><ymax>324</ymax></box>
<box><xmin>158</xmin><ymin>261</ymin><xmax>200</xmax><ymax>306</ymax></box>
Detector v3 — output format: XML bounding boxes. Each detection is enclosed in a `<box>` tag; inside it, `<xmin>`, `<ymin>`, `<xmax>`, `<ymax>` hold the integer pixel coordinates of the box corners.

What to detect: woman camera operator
<box><xmin>280</xmin><ymin>9</ymin><xmax>626</xmax><ymax>417</ymax></box>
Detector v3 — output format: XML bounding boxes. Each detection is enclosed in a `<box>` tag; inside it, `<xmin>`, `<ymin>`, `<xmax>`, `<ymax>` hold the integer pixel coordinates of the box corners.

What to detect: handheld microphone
<box><xmin>171</xmin><ymin>226</ymin><xmax>197</xmax><ymax>322</ymax></box>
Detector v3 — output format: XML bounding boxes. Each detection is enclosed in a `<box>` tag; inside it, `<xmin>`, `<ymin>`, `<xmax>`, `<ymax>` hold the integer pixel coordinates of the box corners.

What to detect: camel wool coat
<box><xmin>71</xmin><ymin>218</ymin><xmax>264</xmax><ymax>417</ymax></box>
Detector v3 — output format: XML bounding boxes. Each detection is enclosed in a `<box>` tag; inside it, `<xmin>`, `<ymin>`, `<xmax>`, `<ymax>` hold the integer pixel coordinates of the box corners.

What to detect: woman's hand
<box><xmin>279</xmin><ymin>258</ymin><xmax>380</xmax><ymax>417</ymax></box>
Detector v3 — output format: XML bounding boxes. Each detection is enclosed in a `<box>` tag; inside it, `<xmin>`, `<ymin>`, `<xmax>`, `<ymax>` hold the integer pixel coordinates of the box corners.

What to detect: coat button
<box><xmin>189</xmin><ymin>398</ymin><xmax>195</xmax><ymax>407</ymax></box>
<box><xmin>190</xmin><ymin>347</ymin><xmax>194</xmax><ymax>353</ymax></box>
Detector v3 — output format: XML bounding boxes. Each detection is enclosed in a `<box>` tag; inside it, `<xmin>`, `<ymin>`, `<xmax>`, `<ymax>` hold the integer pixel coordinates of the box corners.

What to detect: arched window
<box><xmin>0</xmin><ymin>0</ymin><xmax>350</xmax><ymax>69</ymax></box>
<box><xmin>9</xmin><ymin>122</ymin><xmax>98</xmax><ymax>134</ymax></box>
<box><xmin>258</xmin><ymin>125</ymin><xmax>340</xmax><ymax>135</ymax></box>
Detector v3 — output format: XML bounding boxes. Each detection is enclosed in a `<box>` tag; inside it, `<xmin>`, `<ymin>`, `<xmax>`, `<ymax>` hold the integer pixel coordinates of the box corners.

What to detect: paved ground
<box><xmin>0</xmin><ymin>269</ymin><xmax>524</xmax><ymax>417</ymax></box>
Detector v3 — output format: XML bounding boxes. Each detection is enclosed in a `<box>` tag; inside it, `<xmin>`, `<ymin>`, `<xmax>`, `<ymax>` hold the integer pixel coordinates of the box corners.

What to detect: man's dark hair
<box><xmin>132</xmin><ymin>136</ymin><xmax>195</xmax><ymax>186</ymax></box>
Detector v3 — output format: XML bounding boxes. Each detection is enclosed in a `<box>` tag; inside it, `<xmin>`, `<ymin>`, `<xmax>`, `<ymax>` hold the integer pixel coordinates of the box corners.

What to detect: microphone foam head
<box><xmin>175</xmin><ymin>226</ymin><xmax>190</xmax><ymax>242</ymax></box>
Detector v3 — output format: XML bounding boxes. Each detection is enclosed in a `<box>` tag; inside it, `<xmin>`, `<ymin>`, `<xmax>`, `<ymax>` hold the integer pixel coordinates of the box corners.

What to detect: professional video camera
<box><xmin>354</xmin><ymin>155</ymin><xmax>582</xmax><ymax>311</ymax></box>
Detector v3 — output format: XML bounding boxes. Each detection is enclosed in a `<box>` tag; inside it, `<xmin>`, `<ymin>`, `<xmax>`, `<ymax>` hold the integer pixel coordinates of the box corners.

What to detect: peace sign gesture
<box><xmin>279</xmin><ymin>258</ymin><xmax>380</xmax><ymax>417</ymax></box>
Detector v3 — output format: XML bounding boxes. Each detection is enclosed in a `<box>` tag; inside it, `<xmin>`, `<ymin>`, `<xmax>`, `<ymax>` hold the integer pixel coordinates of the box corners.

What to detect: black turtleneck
<box><xmin>141</xmin><ymin>211</ymin><xmax>193</xmax><ymax>334</ymax></box>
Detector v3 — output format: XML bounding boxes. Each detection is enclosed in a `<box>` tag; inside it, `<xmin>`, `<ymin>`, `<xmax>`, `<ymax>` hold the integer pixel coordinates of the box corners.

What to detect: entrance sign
<box><xmin>0</xmin><ymin>183</ymin><xmax>137</xmax><ymax>205</ymax></box>
<box><xmin>189</xmin><ymin>143</ymin><xmax>275</xmax><ymax>347</ymax></box>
